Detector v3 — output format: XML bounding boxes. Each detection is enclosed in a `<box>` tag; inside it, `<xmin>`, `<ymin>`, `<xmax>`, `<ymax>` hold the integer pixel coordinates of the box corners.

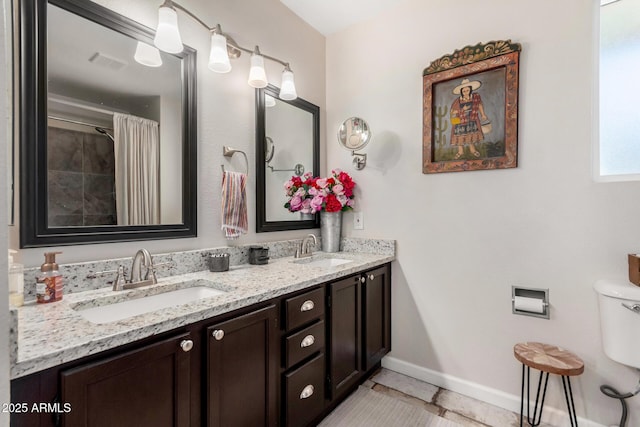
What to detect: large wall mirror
<box><xmin>256</xmin><ymin>85</ymin><xmax>319</xmax><ymax>232</ymax></box>
<box><xmin>19</xmin><ymin>0</ymin><xmax>197</xmax><ymax>247</ymax></box>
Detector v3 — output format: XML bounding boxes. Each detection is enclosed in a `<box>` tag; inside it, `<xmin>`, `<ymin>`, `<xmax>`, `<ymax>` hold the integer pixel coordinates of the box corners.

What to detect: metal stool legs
<box><xmin>520</xmin><ymin>364</ymin><xmax>549</xmax><ymax>427</ymax></box>
<box><xmin>519</xmin><ymin>364</ymin><xmax>579</xmax><ymax>427</ymax></box>
<box><xmin>561</xmin><ymin>376</ymin><xmax>579</xmax><ymax>427</ymax></box>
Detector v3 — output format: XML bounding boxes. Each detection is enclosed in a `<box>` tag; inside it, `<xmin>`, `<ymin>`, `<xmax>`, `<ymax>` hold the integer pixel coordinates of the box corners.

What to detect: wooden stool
<box><xmin>514</xmin><ymin>342</ymin><xmax>584</xmax><ymax>427</ymax></box>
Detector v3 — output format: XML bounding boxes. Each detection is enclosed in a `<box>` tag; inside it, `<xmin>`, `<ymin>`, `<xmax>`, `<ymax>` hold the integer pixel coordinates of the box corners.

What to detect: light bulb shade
<box><xmin>248</xmin><ymin>54</ymin><xmax>268</xmax><ymax>88</ymax></box>
<box><xmin>265</xmin><ymin>94</ymin><xmax>276</xmax><ymax>107</ymax></box>
<box><xmin>154</xmin><ymin>6</ymin><xmax>183</xmax><ymax>54</ymax></box>
<box><xmin>134</xmin><ymin>41</ymin><xmax>163</xmax><ymax>67</ymax></box>
<box><xmin>208</xmin><ymin>33</ymin><xmax>231</xmax><ymax>73</ymax></box>
<box><xmin>279</xmin><ymin>69</ymin><xmax>297</xmax><ymax>100</ymax></box>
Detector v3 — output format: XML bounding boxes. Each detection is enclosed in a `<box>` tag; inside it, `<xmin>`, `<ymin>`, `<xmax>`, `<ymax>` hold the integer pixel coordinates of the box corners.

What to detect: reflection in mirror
<box><xmin>20</xmin><ymin>0</ymin><xmax>197</xmax><ymax>247</ymax></box>
<box><xmin>256</xmin><ymin>84</ymin><xmax>319</xmax><ymax>232</ymax></box>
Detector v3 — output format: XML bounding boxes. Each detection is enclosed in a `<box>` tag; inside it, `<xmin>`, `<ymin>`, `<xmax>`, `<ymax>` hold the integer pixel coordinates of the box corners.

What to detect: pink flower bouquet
<box><xmin>284</xmin><ymin>169</ymin><xmax>356</xmax><ymax>214</ymax></box>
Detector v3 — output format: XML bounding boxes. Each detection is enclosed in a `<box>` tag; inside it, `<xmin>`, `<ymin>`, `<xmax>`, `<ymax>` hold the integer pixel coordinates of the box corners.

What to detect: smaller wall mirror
<box><xmin>338</xmin><ymin>117</ymin><xmax>371</xmax><ymax>170</ymax></box>
<box><xmin>256</xmin><ymin>85</ymin><xmax>319</xmax><ymax>232</ymax></box>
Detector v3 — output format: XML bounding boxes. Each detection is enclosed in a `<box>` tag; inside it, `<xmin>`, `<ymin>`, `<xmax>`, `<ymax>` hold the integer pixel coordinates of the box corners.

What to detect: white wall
<box><xmin>10</xmin><ymin>0</ymin><xmax>326</xmax><ymax>266</ymax></box>
<box><xmin>327</xmin><ymin>0</ymin><xmax>639</xmax><ymax>425</ymax></box>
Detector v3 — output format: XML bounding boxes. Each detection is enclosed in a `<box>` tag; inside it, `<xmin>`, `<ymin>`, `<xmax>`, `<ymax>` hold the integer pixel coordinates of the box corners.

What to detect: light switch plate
<box><xmin>354</xmin><ymin>212</ymin><xmax>364</xmax><ymax>230</ymax></box>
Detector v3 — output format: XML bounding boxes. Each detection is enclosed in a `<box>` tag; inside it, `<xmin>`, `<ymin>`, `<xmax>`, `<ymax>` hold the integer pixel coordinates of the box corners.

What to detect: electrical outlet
<box><xmin>354</xmin><ymin>212</ymin><xmax>364</xmax><ymax>230</ymax></box>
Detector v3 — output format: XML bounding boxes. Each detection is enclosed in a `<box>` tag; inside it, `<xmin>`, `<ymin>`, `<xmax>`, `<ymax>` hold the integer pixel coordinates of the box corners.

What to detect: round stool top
<box><xmin>514</xmin><ymin>342</ymin><xmax>584</xmax><ymax>376</ymax></box>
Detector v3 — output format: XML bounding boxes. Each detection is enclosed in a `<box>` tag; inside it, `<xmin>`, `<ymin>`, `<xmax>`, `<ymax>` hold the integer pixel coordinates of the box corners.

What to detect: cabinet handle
<box><xmin>369</xmin><ymin>274</ymin><xmax>375</xmax><ymax>281</ymax></box>
<box><xmin>212</xmin><ymin>329</ymin><xmax>225</xmax><ymax>341</ymax></box>
<box><xmin>300</xmin><ymin>335</ymin><xmax>315</xmax><ymax>348</ymax></box>
<box><xmin>180</xmin><ymin>339</ymin><xmax>194</xmax><ymax>352</ymax></box>
<box><xmin>360</xmin><ymin>277</ymin><xmax>365</xmax><ymax>283</ymax></box>
<box><xmin>299</xmin><ymin>384</ymin><xmax>314</xmax><ymax>399</ymax></box>
<box><xmin>300</xmin><ymin>300</ymin><xmax>314</xmax><ymax>312</ymax></box>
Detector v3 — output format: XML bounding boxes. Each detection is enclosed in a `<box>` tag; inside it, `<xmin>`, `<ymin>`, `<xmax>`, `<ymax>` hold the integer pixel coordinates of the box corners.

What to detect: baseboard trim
<box><xmin>381</xmin><ymin>356</ymin><xmax>606</xmax><ymax>427</ymax></box>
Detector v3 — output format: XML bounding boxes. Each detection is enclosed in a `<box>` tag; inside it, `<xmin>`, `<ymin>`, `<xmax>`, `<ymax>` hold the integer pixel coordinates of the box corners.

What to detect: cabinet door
<box><xmin>328</xmin><ymin>275</ymin><xmax>362</xmax><ymax>400</ymax></box>
<box><xmin>363</xmin><ymin>264</ymin><xmax>392</xmax><ymax>371</ymax></box>
<box><xmin>60</xmin><ymin>332</ymin><xmax>192</xmax><ymax>427</ymax></box>
<box><xmin>207</xmin><ymin>304</ymin><xmax>278</xmax><ymax>427</ymax></box>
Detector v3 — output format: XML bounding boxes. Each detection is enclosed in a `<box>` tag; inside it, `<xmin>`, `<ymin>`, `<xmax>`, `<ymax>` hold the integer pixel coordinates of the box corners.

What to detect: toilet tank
<box><xmin>594</xmin><ymin>279</ymin><xmax>640</xmax><ymax>369</ymax></box>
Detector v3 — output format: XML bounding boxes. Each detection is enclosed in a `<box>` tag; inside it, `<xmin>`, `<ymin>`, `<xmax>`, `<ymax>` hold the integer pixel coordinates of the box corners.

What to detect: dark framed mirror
<box><xmin>19</xmin><ymin>0</ymin><xmax>197</xmax><ymax>247</ymax></box>
<box><xmin>256</xmin><ymin>84</ymin><xmax>319</xmax><ymax>232</ymax></box>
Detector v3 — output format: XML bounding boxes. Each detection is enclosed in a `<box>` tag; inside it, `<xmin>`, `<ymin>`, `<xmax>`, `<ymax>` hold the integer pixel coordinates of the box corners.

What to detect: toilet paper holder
<box><xmin>512</xmin><ymin>286</ymin><xmax>550</xmax><ymax>319</ymax></box>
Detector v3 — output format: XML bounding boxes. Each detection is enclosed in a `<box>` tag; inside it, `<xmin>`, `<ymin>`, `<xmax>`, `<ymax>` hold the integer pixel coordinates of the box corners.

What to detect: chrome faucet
<box><xmin>131</xmin><ymin>249</ymin><xmax>154</xmax><ymax>283</ymax></box>
<box><xmin>295</xmin><ymin>234</ymin><xmax>317</xmax><ymax>258</ymax></box>
<box><xmin>113</xmin><ymin>249</ymin><xmax>157</xmax><ymax>291</ymax></box>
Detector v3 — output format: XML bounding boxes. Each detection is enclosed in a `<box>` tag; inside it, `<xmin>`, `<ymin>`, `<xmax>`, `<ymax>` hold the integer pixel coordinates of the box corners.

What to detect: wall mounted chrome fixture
<box><xmin>153</xmin><ymin>0</ymin><xmax>298</xmax><ymax>100</ymax></box>
<box><xmin>337</xmin><ymin>117</ymin><xmax>371</xmax><ymax>170</ymax></box>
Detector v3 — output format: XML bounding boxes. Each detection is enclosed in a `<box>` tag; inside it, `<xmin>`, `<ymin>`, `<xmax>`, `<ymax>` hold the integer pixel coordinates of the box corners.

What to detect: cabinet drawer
<box><xmin>285</xmin><ymin>287</ymin><xmax>325</xmax><ymax>330</ymax></box>
<box><xmin>284</xmin><ymin>320</ymin><xmax>325</xmax><ymax>369</ymax></box>
<box><xmin>284</xmin><ymin>353</ymin><xmax>325</xmax><ymax>427</ymax></box>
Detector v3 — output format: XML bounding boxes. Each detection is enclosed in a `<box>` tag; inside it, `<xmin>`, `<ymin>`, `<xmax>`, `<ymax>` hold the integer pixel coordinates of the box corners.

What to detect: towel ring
<box><xmin>221</xmin><ymin>146</ymin><xmax>249</xmax><ymax>176</ymax></box>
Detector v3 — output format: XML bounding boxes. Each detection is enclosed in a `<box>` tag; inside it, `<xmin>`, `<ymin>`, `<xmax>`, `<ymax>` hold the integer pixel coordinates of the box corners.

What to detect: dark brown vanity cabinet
<box><xmin>206</xmin><ymin>304</ymin><xmax>279</xmax><ymax>427</ymax></box>
<box><xmin>281</xmin><ymin>287</ymin><xmax>326</xmax><ymax>427</ymax></box>
<box><xmin>10</xmin><ymin>262</ymin><xmax>391</xmax><ymax>427</ymax></box>
<box><xmin>328</xmin><ymin>264</ymin><xmax>391</xmax><ymax>401</ymax></box>
<box><xmin>362</xmin><ymin>265</ymin><xmax>392</xmax><ymax>371</ymax></box>
<box><xmin>60</xmin><ymin>332</ymin><xmax>193</xmax><ymax>427</ymax></box>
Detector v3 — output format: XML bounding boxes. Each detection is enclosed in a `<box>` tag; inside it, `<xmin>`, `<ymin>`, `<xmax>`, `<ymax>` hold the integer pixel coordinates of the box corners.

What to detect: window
<box><xmin>598</xmin><ymin>0</ymin><xmax>640</xmax><ymax>179</ymax></box>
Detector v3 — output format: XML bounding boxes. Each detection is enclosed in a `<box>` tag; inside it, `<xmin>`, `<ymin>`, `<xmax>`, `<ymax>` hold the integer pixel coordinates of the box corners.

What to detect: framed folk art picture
<box><xmin>423</xmin><ymin>40</ymin><xmax>521</xmax><ymax>173</ymax></box>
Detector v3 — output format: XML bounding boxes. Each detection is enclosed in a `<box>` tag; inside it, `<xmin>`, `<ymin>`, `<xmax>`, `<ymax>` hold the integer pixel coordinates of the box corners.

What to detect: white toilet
<box><xmin>594</xmin><ymin>279</ymin><xmax>640</xmax><ymax>369</ymax></box>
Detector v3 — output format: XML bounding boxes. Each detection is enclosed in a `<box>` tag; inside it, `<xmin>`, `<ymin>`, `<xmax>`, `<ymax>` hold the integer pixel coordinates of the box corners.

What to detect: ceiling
<box><xmin>280</xmin><ymin>0</ymin><xmax>404</xmax><ymax>35</ymax></box>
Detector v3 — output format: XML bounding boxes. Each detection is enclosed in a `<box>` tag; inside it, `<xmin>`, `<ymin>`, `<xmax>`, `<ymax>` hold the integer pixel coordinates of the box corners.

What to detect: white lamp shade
<box><xmin>134</xmin><ymin>41</ymin><xmax>163</xmax><ymax>67</ymax></box>
<box><xmin>154</xmin><ymin>6</ymin><xmax>183</xmax><ymax>54</ymax></box>
<box><xmin>248</xmin><ymin>54</ymin><xmax>268</xmax><ymax>88</ymax></box>
<box><xmin>265</xmin><ymin>94</ymin><xmax>276</xmax><ymax>107</ymax></box>
<box><xmin>279</xmin><ymin>69</ymin><xmax>297</xmax><ymax>100</ymax></box>
<box><xmin>208</xmin><ymin>33</ymin><xmax>231</xmax><ymax>73</ymax></box>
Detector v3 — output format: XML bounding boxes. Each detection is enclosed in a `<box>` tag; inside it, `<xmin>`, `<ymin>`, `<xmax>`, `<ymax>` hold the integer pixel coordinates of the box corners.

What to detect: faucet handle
<box><xmin>112</xmin><ymin>266</ymin><xmax>126</xmax><ymax>291</ymax></box>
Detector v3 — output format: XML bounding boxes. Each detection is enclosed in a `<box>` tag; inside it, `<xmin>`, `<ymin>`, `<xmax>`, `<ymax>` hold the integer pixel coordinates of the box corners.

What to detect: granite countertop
<box><xmin>12</xmin><ymin>250</ymin><xmax>394</xmax><ymax>379</ymax></box>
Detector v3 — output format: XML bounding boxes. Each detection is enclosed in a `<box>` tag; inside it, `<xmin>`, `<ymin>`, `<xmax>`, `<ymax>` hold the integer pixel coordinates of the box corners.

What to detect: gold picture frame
<box><xmin>423</xmin><ymin>40</ymin><xmax>521</xmax><ymax>174</ymax></box>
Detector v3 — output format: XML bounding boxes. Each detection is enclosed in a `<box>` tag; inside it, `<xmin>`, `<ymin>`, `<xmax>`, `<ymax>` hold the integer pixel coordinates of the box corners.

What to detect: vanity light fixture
<box><xmin>265</xmin><ymin>94</ymin><xmax>276</xmax><ymax>107</ymax></box>
<box><xmin>248</xmin><ymin>46</ymin><xmax>268</xmax><ymax>88</ymax></box>
<box><xmin>153</xmin><ymin>1</ymin><xmax>182</xmax><ymax>53</ymax></box>
<box><xmin>134</xmin><ymin>41</ymin><xmax>163</xmax><ymax>67</ymax></box>
<box><xmin>208</xmin><ymin>30</ymin><xmax>232</xmax><ymax>73</ymax></box>
<box><xmin>279</xmin><ymin>65</ymin><xmax>298</xmax><ymax>101</ymax></box>
<box><xmin>153</xmin><ymin>0</ymin><xmax>297</xmax><ymax>100</ymax></box>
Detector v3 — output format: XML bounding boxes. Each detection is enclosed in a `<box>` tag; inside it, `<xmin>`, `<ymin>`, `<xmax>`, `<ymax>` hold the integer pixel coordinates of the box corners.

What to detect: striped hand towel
<box><xmin>221</xmin><ymin>171</ymin><xmax>248</xmax><ymax>239</ymax></box>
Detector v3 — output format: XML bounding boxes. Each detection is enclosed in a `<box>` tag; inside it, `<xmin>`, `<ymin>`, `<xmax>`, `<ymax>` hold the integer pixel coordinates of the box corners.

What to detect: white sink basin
<box><xmin>77</xmin><ymin>286</ymin><xmax>226</xmax><ymax>324</ymax></box>
<box><xmin>293</xmin><ymin>257</ymin><xmax>353</xmax><ymax>268</ymax></box>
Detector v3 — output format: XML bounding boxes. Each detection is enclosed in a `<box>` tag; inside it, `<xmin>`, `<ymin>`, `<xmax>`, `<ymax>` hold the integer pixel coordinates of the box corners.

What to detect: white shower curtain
<box><xmin>113</xmin><ymin>113</ymin><xmax>160</xmax><ymax>225</ymax></box>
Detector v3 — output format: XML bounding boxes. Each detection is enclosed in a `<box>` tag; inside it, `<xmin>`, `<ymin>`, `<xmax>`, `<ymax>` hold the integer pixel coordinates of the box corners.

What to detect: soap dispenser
<box><xmin>36</xmin><ymin>252</ymin><xmax>63</xmax><ymax>304</ymax></box>
<box><xmin>8</xmin><ymin>250</ymin><xmax>24</xmax><ymax>307</ymax></box>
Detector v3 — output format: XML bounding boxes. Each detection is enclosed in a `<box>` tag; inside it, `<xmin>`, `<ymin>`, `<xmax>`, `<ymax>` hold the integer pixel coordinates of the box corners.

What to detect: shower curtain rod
<box><xmin>48</xmin><ymin>115</ymin><xmax>113</xmax><ymax>131</ymax></box>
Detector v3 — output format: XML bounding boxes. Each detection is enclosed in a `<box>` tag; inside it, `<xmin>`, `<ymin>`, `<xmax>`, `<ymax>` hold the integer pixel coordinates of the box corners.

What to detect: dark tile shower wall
<box><xmin>47</xmin><ymin>127</ymin><xmax>116</xmax><ymax>226</ymax></box>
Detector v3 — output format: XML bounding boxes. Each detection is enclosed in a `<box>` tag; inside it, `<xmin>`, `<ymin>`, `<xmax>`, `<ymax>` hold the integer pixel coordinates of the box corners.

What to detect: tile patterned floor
<box><xmin>345</xmin><ymin>368</ymin><xmax>556</xmax><ymax>427</ymax></box>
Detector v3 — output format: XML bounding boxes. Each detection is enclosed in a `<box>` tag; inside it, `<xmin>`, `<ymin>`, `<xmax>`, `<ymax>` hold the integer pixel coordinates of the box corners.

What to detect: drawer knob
<box><xmin>360</xmin><ymin>277</ymin><xmax>366</xmax><ymax>283</ymax></box>
<box><xmin>180</xmin><ymin>339</ymin><xmax>193</xmax><ymax>352</ymax></box>
<box><xmin>300</xmin><ymin>300</ymin><xmax>315</xmax><ymax>312</ymax></box>
<box><xmin>212</xmin><ymin>329</ymin><xmax>225</xmax><ymax>341</ymax></box>
<box><xmin>300</xmin><ymin>335</ymin><xmax>315</xmax><ymax>348</ymax></box>
<box><xmin>369</xmin><ymin>274</ymin><xmax>375</xmax><ymax>281</ymax></box>
<box><xmin>299</xmin><ymin>384</ymin><xmax>314</xmax><ymax>399</ymax></box>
